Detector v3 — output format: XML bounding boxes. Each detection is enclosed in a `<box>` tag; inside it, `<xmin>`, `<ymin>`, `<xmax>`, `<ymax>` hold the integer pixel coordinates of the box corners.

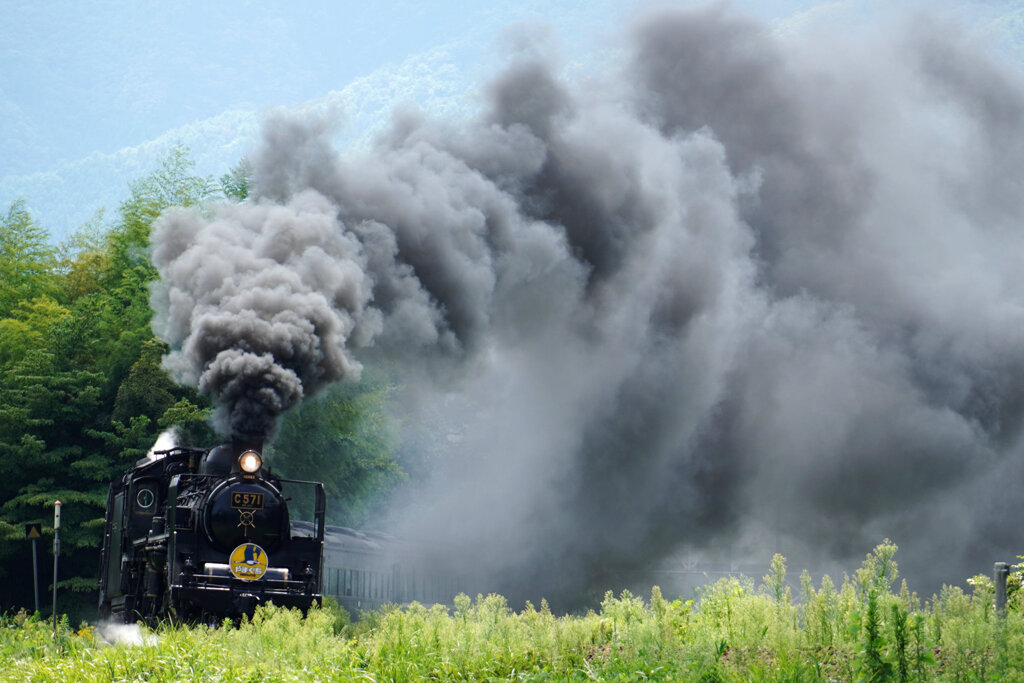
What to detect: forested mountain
<box><xmin>0</xmin><ymin>150</ymin><xmax>403</xmax><ymax>618</ymax></box>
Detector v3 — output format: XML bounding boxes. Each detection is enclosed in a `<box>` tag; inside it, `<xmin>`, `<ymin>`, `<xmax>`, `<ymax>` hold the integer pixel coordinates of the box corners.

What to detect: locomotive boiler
<box><xmin>97</xmin><ymin>440</ymin><xmax>325</xmax><ymax>624</ymax></box>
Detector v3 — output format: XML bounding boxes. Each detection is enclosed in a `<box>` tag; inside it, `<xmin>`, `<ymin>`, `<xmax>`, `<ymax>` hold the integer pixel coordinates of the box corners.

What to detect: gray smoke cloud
<box><xmin>151</xmin><ymin>190</ymin><xmax>378</xmax><ymax>438</ymax></box>
<box><xmin>151</xmin><ymin>3</ymin><xmax>1024</xmax><ymax>600</ymax></box>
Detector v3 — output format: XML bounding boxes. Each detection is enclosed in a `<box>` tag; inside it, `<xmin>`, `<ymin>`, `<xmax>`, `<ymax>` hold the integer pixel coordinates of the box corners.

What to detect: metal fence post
<box><xmin>52</xmin><ymin>501</ymin><xmax>61</xmax><ymax>634</ymax></box>
<box><xmin>32</xmin><ymin>535</ymin><xmax>39</xmax><ymax>613</ymax></box>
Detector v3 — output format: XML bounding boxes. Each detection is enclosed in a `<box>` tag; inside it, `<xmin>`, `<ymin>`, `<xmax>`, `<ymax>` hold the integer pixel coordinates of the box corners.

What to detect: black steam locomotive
<box><xmin>97</xmin><ymin>440</ymin><xmax>325</xmax><ymax>624</ymax></box>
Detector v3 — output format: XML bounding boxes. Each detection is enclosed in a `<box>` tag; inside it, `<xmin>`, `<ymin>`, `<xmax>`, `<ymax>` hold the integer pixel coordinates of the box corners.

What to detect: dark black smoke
<box><xmin>151</xmin><ymin>4</ymin><xmax>1024</xmax><ymax>601</ymax></box>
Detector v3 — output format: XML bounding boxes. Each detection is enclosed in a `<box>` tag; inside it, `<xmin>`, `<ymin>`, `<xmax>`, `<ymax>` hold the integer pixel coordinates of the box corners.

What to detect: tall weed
<box><xmin>4</xmin><ymin>544</ymin><xmax>1024</xmax><ymax>681</ymax></box>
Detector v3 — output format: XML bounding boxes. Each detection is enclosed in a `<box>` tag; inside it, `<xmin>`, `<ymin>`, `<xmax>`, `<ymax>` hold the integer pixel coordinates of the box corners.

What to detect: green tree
<box><xmin>219</xmin><ymin>156</ymin><xmax>252</xmax><ymax>201</ymax></box>
<box><xmin>55</xmin><ymin>210</ymin><xmax>109</xmax><ymax>303</ymax></box>
<box><xmin>0</xmin><ymin>200</ymin><xmax>57</xmax><ymax>317</ymax></box>
<box><xmin>111</xmin><ymin>339</ymin><xmax>177</xmax><ymax>426</ymax></box>
<box><xmin>0</xmin><ymin>344</ymin><xmax>107</xmax><ymax>601</ymax></box>
<box><xmin>0</xmin><ymin>148</ymin><xmax>218</xmax><ymax>618</ymax></box>
<box><xmin>271</xmin><ymin>375</ymin><xmax>406</xmax><ymax>528</ymax></box>
<box><xmin>113</xmin><ymin>145</ymin><xmax>215</xmax><ymax>255</ymax></box>
<box><xmin>0</xmin><ymin>318</ymin><xmax>36</xmax><ymax>368</ymax></box>
<box><xmin>0</xmin><ymin>297</ymin><xmax>68</xmax><ymax>369</ymax></box>
<box><xmin>158</xmin><ymin>397</ymin><xmax>216</xmax><ymax>447</ymax></box>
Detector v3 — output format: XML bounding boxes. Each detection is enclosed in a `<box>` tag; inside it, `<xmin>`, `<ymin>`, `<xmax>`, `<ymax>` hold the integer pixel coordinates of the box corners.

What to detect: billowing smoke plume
<box><xmin>152</xmin><ymin>4</ymin><xmax>1024</xmax><ymax>598</ymax></box>
<box><xmin>151</xmin><ymin>190</ymin><xmax>377</xmax><ymax>438</ymax></box>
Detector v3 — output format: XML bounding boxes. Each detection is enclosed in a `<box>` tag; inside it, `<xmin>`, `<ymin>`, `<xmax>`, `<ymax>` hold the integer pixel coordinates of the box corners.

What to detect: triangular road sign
<box><xmin>24</xmin><ymin>523</ymin><xmax>41</xmax><ymax>540</ymax></box>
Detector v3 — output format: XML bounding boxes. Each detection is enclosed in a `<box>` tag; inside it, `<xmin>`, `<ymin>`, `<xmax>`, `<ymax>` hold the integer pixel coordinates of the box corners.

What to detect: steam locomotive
<box><xmin>97</xmin><ymin>440</ymin><xmax>326</xmax><ymax>624</ymax></box>
<box><xmin>98</xmin><ymin>438</ymin><xmax>463</xmax><ymax>624</ymax></box>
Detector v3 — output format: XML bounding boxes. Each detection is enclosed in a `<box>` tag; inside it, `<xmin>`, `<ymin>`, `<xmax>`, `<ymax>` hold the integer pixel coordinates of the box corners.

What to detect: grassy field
<box><xmin>3</xmin><ymin>542</ymin><xmax>1024</xmax><ymax>682</ymax></box>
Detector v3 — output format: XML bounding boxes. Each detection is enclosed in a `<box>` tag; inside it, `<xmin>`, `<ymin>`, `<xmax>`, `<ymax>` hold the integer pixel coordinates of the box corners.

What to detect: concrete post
<box><xmin>995</xmin><ymin>562</ymin><xmax>1010</xmax><ymax>614</ymax></box>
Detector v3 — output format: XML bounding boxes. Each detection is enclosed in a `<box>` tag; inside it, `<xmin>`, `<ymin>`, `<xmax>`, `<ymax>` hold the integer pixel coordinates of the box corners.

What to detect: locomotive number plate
<box><xmin>231</xmin><ymin>492</ymin><xmax>265</xmax><ymax>510</ymax></box>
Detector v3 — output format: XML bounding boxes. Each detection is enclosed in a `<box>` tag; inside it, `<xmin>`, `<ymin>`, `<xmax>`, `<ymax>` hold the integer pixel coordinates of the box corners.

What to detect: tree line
<box><xmin>0</xmin><ymin>149</ymin><xmax>405</xmax><ymax>618</ymax></box>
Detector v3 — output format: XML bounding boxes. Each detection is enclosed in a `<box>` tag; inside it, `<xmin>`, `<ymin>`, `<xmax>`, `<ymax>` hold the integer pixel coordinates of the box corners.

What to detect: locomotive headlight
<box><xmin>239</xmin><ymin>450</ymin><xmax>262</xmax><ymax>474</ymax></box>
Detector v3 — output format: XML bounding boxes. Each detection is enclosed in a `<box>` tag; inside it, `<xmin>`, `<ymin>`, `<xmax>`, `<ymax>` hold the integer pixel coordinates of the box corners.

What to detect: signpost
<box><xmin>24</xmin><ymin>523</ymin><xmax>41</xmax><ymax>613</ymax></box>
<box><xmin>52</xmin><ymin>501</ymin><xmax>60</xmax><ymax>634</ymax></box>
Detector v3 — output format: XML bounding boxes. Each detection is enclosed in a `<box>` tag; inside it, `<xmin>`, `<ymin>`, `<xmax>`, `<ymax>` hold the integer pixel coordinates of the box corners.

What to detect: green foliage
<box><xmin>318</xmin><ymin>596</ymin><xmax>351</xmax><ymax>635</ymax></box>
<box><xmin>855</xmin><ymin>580</ymin><xmax>893</xmax><ymax>681</ymax></box>
<box><xmin>158</xmin><ymin>397</ymin><xmax>216</xmax><ymax>447</ymax></box>
<box><xmin>0</xmin><ymin>149</ymin><xmax>222</xmax><ymax>616</ymax></box>
<box><xmin>219</xmin><ymin>157</ymin><xmax>252</xmax><ymax>201</ymax></box>
<box><xmin>0</xmin><ymin>200</ymin><xmax>57</xmax><ymax>317</ymax></box>
<box><xmin>4</xmin><ymin>548</ymin><xmax>1024</xmax><ymax>681</ymax></box>
<box><xmin>110</xmin><ymin>339</ymin><xmax>177</xmax><ymax>426</ymax></box>
<box><xmin>270</xmin><ymin>375</ymin><xmax>407</xmax><ymax>527</ymax></box>
<box><xmin>114</xmin><ymin>145</ymin><xmax>215</xmax><ymax>250</ymax></box>
<box><xmin>856</xmin><ymin>539</ymin><xmax>900</xmax><ymax>600</ymax></box>
<box><xmin>54</xmin><ymin>210</ymin><xmax>109</xmax><ymax>302</ymax></box>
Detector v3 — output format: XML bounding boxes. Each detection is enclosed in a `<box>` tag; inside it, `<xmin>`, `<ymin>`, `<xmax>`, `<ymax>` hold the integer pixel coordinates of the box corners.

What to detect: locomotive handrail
<box><xmin>276</xmin><ymin>478</ymin><xmax>326</xmax><ymax>542</ymax></box>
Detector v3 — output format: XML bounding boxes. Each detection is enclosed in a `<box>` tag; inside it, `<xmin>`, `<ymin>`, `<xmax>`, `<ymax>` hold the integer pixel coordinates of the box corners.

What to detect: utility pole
<box><xmin>52</xmin><ymin>500</ymin><xmax>60</xmax><ymax>635</ymax></box>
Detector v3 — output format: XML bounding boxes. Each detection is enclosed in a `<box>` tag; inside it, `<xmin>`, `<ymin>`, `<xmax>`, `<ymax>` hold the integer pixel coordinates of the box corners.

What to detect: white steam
<box><xmin>145</xmin><ymin>429</ymin><xmax>178</xmax><ymax>461</ymax></box>
<box><xmin>95</xmin><ymin>621</ymin><xmax>158</xmax><ymax>646</ymax></box>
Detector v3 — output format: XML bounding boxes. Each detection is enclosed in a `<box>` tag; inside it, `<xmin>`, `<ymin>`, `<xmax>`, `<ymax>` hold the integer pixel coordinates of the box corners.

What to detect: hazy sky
<box><xmin>0</xmin><ymin>0</ymin><xmax>873</xmax><ymax>237</ymax></box>
<box><xmin>0</xmin><ymin>1</ymin><xmax>1022</xmax><ymax>235</ymax></box>
<box><xmin>3</xmin><ymin>0</ymin><xmax>587</xmax><ymax>173</ymax></box>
